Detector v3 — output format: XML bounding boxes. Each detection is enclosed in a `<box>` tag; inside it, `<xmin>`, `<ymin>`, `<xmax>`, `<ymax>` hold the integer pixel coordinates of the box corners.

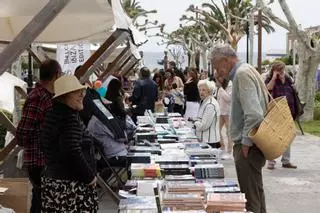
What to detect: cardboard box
<box><xmin>0</xmin><ymin>178</ymin><xmax>30</xmax><ymax>213</ymax></box>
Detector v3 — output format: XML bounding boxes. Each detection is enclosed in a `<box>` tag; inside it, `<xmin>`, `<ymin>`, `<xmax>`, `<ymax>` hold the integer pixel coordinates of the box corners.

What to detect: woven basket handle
<box><xmin>247</xmin><ymin>67</ymin><xmax>274</xmax><ymax>107</ymax></box>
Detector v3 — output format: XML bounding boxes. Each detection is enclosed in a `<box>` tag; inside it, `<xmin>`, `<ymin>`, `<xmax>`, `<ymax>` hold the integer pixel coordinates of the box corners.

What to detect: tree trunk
<box><xmin>230</xmin><ymin>38</ymin><xmax>238</xmax><ymax>52</ymax></box>
<box><xmin>295</xmin><ymin>50</ymin><xmax>320</xmax><ymax>121</ymax></box>
<box><xmin>200</xmin><ymin>51</ymin><xmax>208</xmax><ymax>71</ymax></box>
<box><xmin>189</xmin><ymin>52</ymin><xmax>196</xmax><ymax>68</ymax></box>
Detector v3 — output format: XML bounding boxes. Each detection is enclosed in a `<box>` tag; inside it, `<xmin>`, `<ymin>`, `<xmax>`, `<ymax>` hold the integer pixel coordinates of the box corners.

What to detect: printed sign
<box><xmin>56</xmin><ymin>42</ymin><xmax>90</xmax><ymax>75</ymax></box>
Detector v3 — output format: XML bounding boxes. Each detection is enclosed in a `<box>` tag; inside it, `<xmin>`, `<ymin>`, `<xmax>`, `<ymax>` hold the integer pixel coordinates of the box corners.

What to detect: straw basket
<box><xmin>249</xmin><ymin>96</ymin><xmax>296</xmax><ymax>160</ymax></box>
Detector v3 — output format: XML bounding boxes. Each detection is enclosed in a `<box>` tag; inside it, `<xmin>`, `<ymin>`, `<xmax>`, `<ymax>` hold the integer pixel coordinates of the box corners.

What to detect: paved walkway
<box><xmin>100</xmin><ymin>133</ymin><xmax>320</xmax><ymax>213</ymax></box>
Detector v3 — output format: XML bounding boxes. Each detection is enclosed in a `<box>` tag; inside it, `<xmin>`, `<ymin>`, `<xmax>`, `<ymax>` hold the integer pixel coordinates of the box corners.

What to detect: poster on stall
<box><xmin>56</xmin><ymin>41</ymin><xmax>90</xmax><ymax>75</ymax></box>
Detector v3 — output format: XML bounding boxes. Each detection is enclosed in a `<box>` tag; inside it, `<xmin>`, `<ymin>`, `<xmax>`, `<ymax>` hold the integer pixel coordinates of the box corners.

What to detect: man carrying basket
<box><xmin>211</xmin><ymin>44</ymin><xmax>268</xmax><ymax>213</ymax></box>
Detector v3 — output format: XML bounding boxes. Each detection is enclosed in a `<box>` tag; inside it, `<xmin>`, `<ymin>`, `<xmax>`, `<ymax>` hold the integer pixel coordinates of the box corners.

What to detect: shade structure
<box><xmin>0</xmin><ymin>72</ymin><xmax>27</xmax><ymax>113</ymax></box>
<box><xmin>0</xmin><ymin>0</ymin><xmax>115</xmax><ymax>43</ymax></box>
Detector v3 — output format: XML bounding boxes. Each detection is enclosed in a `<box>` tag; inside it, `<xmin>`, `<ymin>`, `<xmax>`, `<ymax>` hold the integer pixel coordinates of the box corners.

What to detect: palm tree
<box><xmin>122</xmin><ymin>0</ymin><xmax>157</xmax><ymax>23</ymax></box>
<box><xmin>187</xmin><ymin>0</ymin><xmax>275</xmax><ymax>51</ymax></box>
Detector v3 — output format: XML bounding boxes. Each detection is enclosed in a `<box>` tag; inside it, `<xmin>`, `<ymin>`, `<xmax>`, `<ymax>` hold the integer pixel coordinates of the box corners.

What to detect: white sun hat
<box><xmin>53</xmin><ymin>75</ymin><xmax>86</xmax><ymax>99</ymax></box>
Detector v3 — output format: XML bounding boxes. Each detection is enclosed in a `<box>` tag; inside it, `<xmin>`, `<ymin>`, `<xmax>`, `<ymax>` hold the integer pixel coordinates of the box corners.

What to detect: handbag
<box><xmin>248</xmin><ymin>68</ymin><xmax>297</xmax><ymax>160</ymax></box>
<box><xmin>290</xmin><ymin>84</ymin><xmax>305</xmax><ymax>120</ymax></box>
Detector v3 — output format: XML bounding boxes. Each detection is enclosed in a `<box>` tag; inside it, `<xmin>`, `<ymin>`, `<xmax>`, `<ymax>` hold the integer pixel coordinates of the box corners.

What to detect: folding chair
<box><xmin>94</xmin><ymin>141</ymin><xmax>129</xmax><ymax>203</ymax></box>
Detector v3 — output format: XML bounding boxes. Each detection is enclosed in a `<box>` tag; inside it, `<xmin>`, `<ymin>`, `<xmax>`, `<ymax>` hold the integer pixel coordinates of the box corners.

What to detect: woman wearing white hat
<box><xmin>41</xmin><ymin>75</ymin><xmax>98</xmax><ymax>212</ymax></box>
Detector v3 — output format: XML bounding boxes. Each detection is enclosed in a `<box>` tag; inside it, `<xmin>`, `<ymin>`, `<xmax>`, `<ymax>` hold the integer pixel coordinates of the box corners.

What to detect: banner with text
<box><xmin>56</xmin><ymin>42</ymin><xmax>90</xmax><ymax>75</ymax></box>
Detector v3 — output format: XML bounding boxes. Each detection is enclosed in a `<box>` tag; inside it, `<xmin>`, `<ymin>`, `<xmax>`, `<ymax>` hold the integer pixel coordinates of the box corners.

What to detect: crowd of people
<box><xmin>15</xmin><ymin>44</ymin><xmax>301</xmax><ymax>213</ymax></box>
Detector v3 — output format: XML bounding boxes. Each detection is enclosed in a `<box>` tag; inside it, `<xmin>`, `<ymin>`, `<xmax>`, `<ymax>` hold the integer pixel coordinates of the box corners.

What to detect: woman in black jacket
<box><xmin>184</xmin><ymin>69</ymin><xmax>200</xmax><ymax>119</ymax></box>
<box><xmin>41</xmin><ymin>75</ymin><xmax>98</xmax><ymax>212</ymax></box>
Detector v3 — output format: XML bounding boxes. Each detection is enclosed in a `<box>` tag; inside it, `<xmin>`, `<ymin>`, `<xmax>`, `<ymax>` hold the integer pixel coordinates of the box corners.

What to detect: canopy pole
<box><xmin>119</xmin><ymin>55</ymin><xmax>134</xmax><ymax>72</ymax></box>
<box><xmin>78</xmin><ymin>30</ymin><xmax>129</xmax><ymax>84</ymax></box>
<box><xmin>0</xmin><ymin>0</ymin><xmax>71</xmax><ymax>76</ymax></box>
<box><xmin>124</xmin><ymin>61</ymin><xmax>139</xmax><ymax>77</ymax></box>
<box><xmin>110</xmin><ymin>51</ymin><xmax>132</xmax><ymax>75</ymax></box>
<box><xmin>100</xmin><ymin>50</ymin><xmax>132</xmax><ymax>81</ymax></box>
<box><xmin>0</xmin><ymin>41</ymin><xmax>49</xmax><ymax>64</ymax></box>
<box><xmin>121</xmin><ymin>59</ymin><xmax>138</xmax><ymax>76</ymax></box>
<box><xmin>99</xmin><ymin>46</ymin><xmax>130</xmax><ymax>80</ymax></box>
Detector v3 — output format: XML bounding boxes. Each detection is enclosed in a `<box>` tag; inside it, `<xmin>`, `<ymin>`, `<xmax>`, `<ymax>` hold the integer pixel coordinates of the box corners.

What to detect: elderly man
<box><xmin>211</xmin><ymin>44</ymin><xmax>267</xmax><ymax>213</ymax></box>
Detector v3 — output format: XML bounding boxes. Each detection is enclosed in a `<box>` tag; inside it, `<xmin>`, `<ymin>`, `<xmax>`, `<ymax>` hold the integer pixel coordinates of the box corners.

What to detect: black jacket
<box><xmin>80</xmin><ymin>88</ymin><xmax>101</xmax><ymax>126</ymax></box>
<box><xmin>129</xmin><ymin>78</ymin><xmax>158</xmax><ymax>115</ymax></box>
<box><xmin>41</xmin><ymin>101</ymin><xmax>96</xmax><ymax>184</ymax></box>
<box><xmin>184</xmin><ymin>81</ymin><xmax>200</xmax><ymax>102</ymax></box>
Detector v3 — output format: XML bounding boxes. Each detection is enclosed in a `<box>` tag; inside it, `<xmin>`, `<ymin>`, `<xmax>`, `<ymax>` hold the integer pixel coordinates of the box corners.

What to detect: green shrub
<box><xmin>262</xmin><ymin>59</ymin><xmax>271</xmax><ymax>66</ymax></box>
<box><xmin>0</xmin><ymin>110</ymin><xmax>13</xmax><ymax>149</ymax></box>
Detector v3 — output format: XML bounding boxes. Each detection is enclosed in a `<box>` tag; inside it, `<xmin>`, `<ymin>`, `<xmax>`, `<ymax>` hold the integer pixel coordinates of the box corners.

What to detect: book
<box><xmin>127</xmin><ymin>152</ymin><xmax>151</xmax><ymax>164</ymax></box>
<box><xmin>119</xmin><ymin>196</ymin><xmax>157</xmax><ymax>212</ymax></box>
<box><xmin>162</xmin><ymin>210</ymin><xmax>207</xmax><ymax>213</ymax></box>
<box><xmin>162</xmin><ymin>193</ymin><xmax>204</xmax><ymax>210</ymax></box>
<box><xmin>160</xmin><ymin>164</ymin><xmax>191</xmax><ymax>175</ymax></box>
<box><xmin>165</xmin><ymin>175</ymin><xmax>195</xmax><ymax>182</ymax></box>
<box><xmin>205</xmin><ymin>186</ymin><xmax>241</xmax><ymax>193</ymax></box>
<box><xmin>194</xmin><ymin>164</ymin><xmax>225</xmax><ymax>179</ymax></box>
<box><xmin>196</xmin><ymin>179</ymin><xmax>238</xmax><ymax>188</ymax></box>
<box><xmin>129</xmin><ymin>146</ymin><xmax>162</xmax><ymax>155</ymax></box>
<box><xmin>206</xmin><ymin>193</ymin><xmax>247</xmax><ymax>212</ymax></box>
<box><xmin>131</xmin><ymin>163</ymin><xmax>161</xmax><ymax>178</ymax></box>
<box><xmin>166</xmin><ymin>182</ymin><xmax>206</xmax><ymax>194</ymax></box>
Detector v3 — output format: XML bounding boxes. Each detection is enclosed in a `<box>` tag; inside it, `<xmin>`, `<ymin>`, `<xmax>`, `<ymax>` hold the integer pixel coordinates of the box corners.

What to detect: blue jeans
<box><xmin>268</xmin><ymin>146</ymin><xmax>291</xmax><ymax>166</ymax></box>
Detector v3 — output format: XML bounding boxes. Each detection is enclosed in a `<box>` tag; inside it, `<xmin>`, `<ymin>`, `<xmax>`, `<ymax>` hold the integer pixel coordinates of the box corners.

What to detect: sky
<box><xmin>136</xmin><ymin>0</ymin><xmax>320</xmax><ymax>53</ymax></box>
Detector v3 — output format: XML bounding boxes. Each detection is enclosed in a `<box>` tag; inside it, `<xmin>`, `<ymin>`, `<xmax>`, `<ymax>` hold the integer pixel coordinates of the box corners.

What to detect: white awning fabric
<box><xmin>0</xmin><ymin>72</ymin><xmax>27</xmax><ymax>113</ymax></box>
<box><xmin>111</xmin><ymin>0</ymin><xmax>148</xmax><ymax>46</ymax></box>
<box><xmin>0</xmin><ymin>0</ymin><xmax>115</xmax><ymax>43</ymax></box>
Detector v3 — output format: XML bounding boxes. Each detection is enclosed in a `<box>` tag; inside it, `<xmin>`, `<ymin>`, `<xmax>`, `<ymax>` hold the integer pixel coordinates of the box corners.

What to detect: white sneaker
<box><xmin>221</xmin><ymin>153</ymin><xmax>232</xmax><ymax>160</ymax></box>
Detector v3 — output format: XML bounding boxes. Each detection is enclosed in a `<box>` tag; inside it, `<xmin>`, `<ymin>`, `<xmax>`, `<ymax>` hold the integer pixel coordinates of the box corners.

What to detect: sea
<box><xmin>142</xmin><ymin>51</ymin><xmax>267</xmax><ymax>70</ymax></box>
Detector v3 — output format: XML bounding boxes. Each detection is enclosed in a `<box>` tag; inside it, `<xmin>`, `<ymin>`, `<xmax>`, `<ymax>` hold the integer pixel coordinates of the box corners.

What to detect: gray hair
<box><xmin>211</xmin><ymin>44</ymin><xmax>237</xmax><ymax>59</ymax></box>
<box><xmin>198</xmin><ymin>79</ymin><xmax>216</xmax><ymax>95</ymax></box>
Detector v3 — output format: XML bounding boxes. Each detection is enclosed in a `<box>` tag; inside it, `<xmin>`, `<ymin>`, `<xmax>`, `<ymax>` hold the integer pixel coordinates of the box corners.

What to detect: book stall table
<box><xmin>120</xmin><ymin>112</ymin><xmax>249</xmax><ymax>213</ymax></box>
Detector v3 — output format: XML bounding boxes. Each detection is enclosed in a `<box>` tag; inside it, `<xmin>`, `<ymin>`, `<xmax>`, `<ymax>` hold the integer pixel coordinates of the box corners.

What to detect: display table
<box><xmin>119</xmin><ymin>113</ymin><xmax>247</xmax><ymax>213</ymax></box>
<box><xmin>0</xmin><ymin>178</ymin><xmax>30</xmax><ymax>213</ymax></box>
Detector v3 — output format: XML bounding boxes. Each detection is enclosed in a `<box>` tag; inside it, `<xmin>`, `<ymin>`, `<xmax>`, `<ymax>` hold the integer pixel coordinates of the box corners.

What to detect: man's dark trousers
<box><xmin>28</xmin><ymin>166</ymin><xmax>43</xmax><ymax>213</ymax></box>
<box><xmin>233</xmin><ymin>144</ymin><xmax>267</xmax><ymax>213</ymax></box>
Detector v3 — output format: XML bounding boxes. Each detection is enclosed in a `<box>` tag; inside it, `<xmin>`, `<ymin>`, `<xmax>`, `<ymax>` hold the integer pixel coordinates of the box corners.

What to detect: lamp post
<box><xmin>257</xmin><ymin>10</ymin><xmax>262</xmax><ymax>73</ymax></box>
<box><xmin>27</xmin><ymin>45</ymin><xmax>33</xmax><ymax>92</ymax></box>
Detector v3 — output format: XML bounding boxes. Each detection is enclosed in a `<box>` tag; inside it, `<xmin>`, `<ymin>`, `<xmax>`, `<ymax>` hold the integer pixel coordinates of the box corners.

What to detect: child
<box><xmin>171</xmin><ymin>83</ymin><xmax>184</xmax><ymax>115</ymax></box>
<box><xmin>162</xmin><ymin>89</ymin><xmax>175</xmax><ymax>113</ymax></box>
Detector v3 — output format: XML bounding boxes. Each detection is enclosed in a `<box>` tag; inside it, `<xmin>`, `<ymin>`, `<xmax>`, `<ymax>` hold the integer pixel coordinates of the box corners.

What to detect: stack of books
<box><xmin>127</xmin><ymin>152</ymin><xmax>151</xmax><ymax>164</ymax></box>
<box><xmin>166</xmin><ymin>182</ymin><xmax>206</xmax><ymax>195</ymax></box>
<box><xmin>129</xmin><ymin>146</ymin><xmax>162</xmax><ymax>155</ymax></box>
<box><xmin>162</xmin><ymin>210</ymin><xmax>206</xmax><ymax>213</ymax></box>
<box><xmin>165</xmin><ymin>175</ymin><xmax>195</xmax><ymax>182</ymax></box>
<box><xmin>205</xmin><ymin>186</ymin><xmax>241</xmax><ymax>193</ymax></box>
<box><xmin>131</xmin><ymin>163</ymin><xmax>161</xmax><ymax>178</ymax></box>
<box><xmin>189</xmin><ymin>159</ymin><xmax>217</xmax><ymax>167</ymax></box>
<box><xmin>160</xmin><ymin>164</ymin><xmax>191</xmax><ymax>175</ymax></box>
<box><xmin>118</xmin><ymin>196</ymin><xmax>158</xmax><ymax>213</ymax></box>
<box><xmin>135</xmin><ymin>133</ymin><xmax>158</xmax><ymax>143</ymax></box>
<box><xmin>185</xmin><ymin>149</ymin><xmax>218</xmax><ymax>159</ymax></box>
<box><xmin>196</xmin><ymin>179</ymin><xmax>238</xmax><ymax>187</ymax></box>
<box><xmin>194</xmin><ymin>164</ymin><xmax>225</xmax><ymax>179</ymax></box>
<box><xmin>206</xmin><ymin>193</ymin><xmax>247</xmax><ymax>212</ymax></box>
<box><xmin>162</xmin><ymin>193</ymin><xmax>204</xmax><ymax>210</ymax></box>
<box><xmin>155</xmin><ymin>156</ymin><xmax>189</xmax><ymax>165</ymax></box>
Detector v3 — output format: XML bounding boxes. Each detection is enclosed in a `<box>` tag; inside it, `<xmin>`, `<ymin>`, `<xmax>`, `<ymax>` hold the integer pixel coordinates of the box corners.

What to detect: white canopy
<box><xmin>0</xmin><ymin>72</ymin><xmax>27</xmax><ymax>113</ymax></box>
<box><xmin>0</xmin><ymin>0</ymin><xmax>115</xmax><ymax>43</ymax></box>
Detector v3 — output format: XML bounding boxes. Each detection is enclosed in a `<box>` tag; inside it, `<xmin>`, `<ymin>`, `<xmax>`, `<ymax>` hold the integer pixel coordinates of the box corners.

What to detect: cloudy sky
<box><xmin>137</xmin><ymin>0</ymin><xmax>319</xmax><ymax>53</ymax></box>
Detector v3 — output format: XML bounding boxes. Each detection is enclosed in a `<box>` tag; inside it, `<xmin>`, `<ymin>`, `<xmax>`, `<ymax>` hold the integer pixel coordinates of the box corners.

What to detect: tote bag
<box><xmin>248</xmin><ymin>69</ymin><xmax>296</xmax><ymax>160</ymax></box>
